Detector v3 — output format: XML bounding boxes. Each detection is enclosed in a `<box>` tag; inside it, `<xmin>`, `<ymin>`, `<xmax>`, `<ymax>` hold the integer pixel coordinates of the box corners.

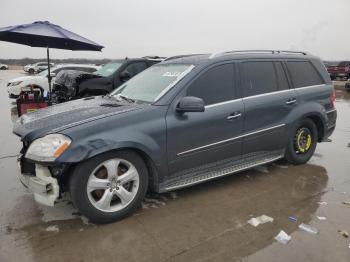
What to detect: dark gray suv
<box><xmin>14</xmin><ymin>50</ymin><xmax>337</xmax><ymax>223</ymax></box>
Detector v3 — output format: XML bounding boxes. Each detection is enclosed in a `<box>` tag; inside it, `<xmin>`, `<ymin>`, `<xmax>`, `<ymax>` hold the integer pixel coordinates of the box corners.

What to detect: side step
<box><xmin>163</xmin><ymin>154</ymin><xmax>283</xmax><ymax>191</ymax></box>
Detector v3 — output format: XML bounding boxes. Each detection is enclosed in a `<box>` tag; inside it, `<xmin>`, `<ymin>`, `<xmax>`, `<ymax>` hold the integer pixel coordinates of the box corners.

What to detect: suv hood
<box><xmin>13</xmin><ymin>96</ymin><xmax>143</xmax><ymax>141</ymax></box>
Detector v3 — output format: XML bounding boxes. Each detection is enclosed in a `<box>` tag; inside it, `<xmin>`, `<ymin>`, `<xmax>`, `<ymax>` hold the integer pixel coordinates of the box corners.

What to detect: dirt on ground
<box><xmin>0</xmin><ymin>70</ymin><xmax>349</xmax><ymax>262</ymax></box>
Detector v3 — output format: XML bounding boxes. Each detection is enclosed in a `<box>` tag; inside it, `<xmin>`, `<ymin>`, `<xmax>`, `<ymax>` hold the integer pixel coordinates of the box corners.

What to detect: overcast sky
<box><xmin>0</xmin><ymin>0</ymin><xmax>349</xmax><ymax>60</ymax></box>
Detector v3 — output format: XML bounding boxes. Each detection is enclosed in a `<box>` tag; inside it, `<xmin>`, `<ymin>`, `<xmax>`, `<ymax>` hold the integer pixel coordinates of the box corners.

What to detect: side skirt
<box><xmin>159</xmin><ymin>150</ymin><xmax>284</xmax><ymax>192</ymax></box>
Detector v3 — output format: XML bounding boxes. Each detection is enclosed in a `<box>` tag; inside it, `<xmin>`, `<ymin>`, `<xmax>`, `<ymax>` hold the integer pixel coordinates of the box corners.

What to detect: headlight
<box><xmin>25</xmin><ymin>134</ymin><xmax>71</xmax><ymax>162</ymax></box>
<box><xmin>11</xmin><ymin>81</ymin><xmax>23</xmax><ymax>86</ymax></box>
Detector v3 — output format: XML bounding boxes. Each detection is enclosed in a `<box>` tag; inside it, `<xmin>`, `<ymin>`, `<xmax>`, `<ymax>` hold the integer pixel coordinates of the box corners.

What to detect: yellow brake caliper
<box><xmin>297</xmin><ymin>130</ymin><xmax>305</xmax><ymax>153</ymax></box>
<box><xmin>297</xmin><ymin>129</ymin><xmax>312</xmax><ymax>153</ymax></box>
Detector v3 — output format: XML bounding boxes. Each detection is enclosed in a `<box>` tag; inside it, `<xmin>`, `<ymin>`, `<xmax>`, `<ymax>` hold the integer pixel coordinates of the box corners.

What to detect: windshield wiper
<box><xmin>118</xmin><ymin>94</ymin><xmax>135</xmax><ymax>103</ymax></box>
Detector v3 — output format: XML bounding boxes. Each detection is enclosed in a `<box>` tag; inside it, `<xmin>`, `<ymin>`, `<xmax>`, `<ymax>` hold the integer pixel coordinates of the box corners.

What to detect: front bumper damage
<box><xmin>18</xmin><ymin>161</ymin><xmax>60</xmax><ymax>206</ymax></box>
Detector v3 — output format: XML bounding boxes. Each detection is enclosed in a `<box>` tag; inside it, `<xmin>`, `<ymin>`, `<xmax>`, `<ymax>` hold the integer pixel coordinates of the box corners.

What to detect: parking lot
<box><xmin>0</xmin><ymin>70</ymin><xmax>350</xmax><ymax>262</ymax></box>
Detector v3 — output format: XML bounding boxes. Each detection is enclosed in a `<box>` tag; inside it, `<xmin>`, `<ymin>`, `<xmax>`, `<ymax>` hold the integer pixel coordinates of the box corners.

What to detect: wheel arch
<box><xmin>62</xmin><ymin>146</ymin><xmax>161</xmax><ymax>193</ymax></box>
<box><xmin>305</xmin><ymin>114</ymin><xmax>325</xmax><ymax>142</ymax></box>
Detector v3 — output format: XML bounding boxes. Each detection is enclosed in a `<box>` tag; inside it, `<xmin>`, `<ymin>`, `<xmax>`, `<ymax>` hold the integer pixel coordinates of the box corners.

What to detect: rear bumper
<box><xmin>323</xmin><ymin>108</ymin><xmax>337</xmax><ymax>141</ymax></box>
<box><xmin>18</xmin><ymin>160</ymin><xmax>59</xmax><ymax>206</ymax></box>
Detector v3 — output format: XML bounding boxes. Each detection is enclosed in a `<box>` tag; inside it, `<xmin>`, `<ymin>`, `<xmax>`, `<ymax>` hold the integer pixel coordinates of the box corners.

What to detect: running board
<box><xmin>163</xmin><ymin>154</ymin><xmax>283</xmax><ymax>191</ymax></box>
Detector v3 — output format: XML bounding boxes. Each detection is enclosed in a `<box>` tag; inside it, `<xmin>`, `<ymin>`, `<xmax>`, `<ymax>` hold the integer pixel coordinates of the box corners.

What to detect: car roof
<box><xmin>162</xmin><ymin>50</ymin><xmax>317</xmax><ymax>66</ymax></box>
<box><xmin>108</xmin><ymin>57</ymin><xmax>165</xmax><ymax>64</ymax></box>
<box><xmin>55</xmin><ymin>63</ymin><xmax>100</xmax><ymax>68</ymax></box>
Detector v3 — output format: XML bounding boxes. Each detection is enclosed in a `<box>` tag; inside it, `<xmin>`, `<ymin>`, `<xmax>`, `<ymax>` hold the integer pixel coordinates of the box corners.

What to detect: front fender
<box><xmin>55</xmin><ymin>106</ymin><xmax>168</xmax><ymax>181</ymax></box>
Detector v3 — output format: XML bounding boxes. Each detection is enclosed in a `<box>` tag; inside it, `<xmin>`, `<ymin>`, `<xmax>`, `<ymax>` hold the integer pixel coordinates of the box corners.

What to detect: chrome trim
<box><xmin>200</xmin><ymin>85</ymin><xmax>327</xmax><ymax>109</ymax></box>
<box><xmin>242</xmin><ymin>84</ymin><xmax>326</xmax><ymax>100</ymax></box>
<box><xmin>285</xmin><ymin>99</ymin><xmax>297</xmax><ymax>105</ymax></box>
<box><xmin>177</xmin><ymin>123</ymin><xmax>286</xmax><ymax>156</ymax></box>
<box><xmin>205</xmin><ymin>98</ymin><xmax>242</xmax><ymax>109</ymax></box>
<box><xmin>227</xmin><ymin>113</ymin><xmax>242</xmax><ymax>120</ymax></box>
<box><xmin>165</xmin><ymin>155</ymin><xmax>283</xmax><ymax>191</ymax></box>
<box><xmin>296</xmin><ymin>84</ymin><xmax>326</xmax><ymax>90</ymax></box>
<box><xmin>243</xmin><ymin>89</ymin><xmax>293</xmax><ymax>100</ymax></box>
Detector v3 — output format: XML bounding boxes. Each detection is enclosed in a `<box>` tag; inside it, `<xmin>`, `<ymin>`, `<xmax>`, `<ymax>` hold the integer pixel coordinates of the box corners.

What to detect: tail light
<box><xmin>330</xmin><ymin>88</ymin><xmax>336</xmax><ymax>109</ymax></box>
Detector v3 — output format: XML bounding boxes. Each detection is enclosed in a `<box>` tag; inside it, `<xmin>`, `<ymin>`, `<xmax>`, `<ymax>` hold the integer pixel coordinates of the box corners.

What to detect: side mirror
<box><xmin>176</xmin><ymin>96</ymin><xmax>205</xmax><ymax>113</ymax></box>
<box><xmin>120</xmin><ymin>71</ymin><xmax>131</xmax><ymax>81</ymax></box>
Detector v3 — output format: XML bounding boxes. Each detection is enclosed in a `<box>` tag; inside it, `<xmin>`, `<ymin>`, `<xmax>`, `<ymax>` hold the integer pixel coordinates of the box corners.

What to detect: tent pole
<box><xmin>47</xmin><ymin>46</ymin><xmax>51</xmax><ymax>102</ymax></box>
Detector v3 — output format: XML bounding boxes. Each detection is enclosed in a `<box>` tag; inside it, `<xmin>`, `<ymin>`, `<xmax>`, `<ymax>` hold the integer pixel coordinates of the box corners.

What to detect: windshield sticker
<box><xmin>162</xmin><ymin>72</ymin><xmax>181</xmax><ymax>77</ymax></box>
<box><xmin>155</xmin><ymin>65</ymin><xmax>195</xmax><ymax>101</ymax></box>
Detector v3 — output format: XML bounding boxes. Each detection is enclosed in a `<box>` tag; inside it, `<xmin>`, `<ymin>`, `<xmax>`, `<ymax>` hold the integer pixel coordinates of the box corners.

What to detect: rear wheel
<box><xmin>69</xmin><ymin>151</ymin><xmax>148</xmax><ymax>224</ymax></box>
<box><xmin>28</xmin><ymin>68</ymin><xmax>35</xmax><ymax>74</ymax></box>
<box><xmin>285</xmin><ymin>119</ymin><xmax>318</xmax><ymax>165</ymax></box>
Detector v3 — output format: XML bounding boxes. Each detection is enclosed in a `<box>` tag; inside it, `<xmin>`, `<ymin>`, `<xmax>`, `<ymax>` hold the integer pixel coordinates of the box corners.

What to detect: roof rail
<box><xmin>164</xmin><ymin>54</ymin><xmax>205</xmax><ymax>61</ymax></box>
<box><xmin>209</xmin><ymin>50</ymin><xmax>308</xmax><ymax>59</ymax></box>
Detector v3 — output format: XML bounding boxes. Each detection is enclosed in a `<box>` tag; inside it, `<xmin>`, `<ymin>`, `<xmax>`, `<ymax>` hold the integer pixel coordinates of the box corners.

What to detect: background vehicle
<box><xmin>327</xmin><ymin>61</ymin><xmax>350</xmax><ymax>80</ymax></box>
<box><xmin>24</xmin><ymin>62</ymin><xmax>55</xmax><ymax>74</ymax></box>
<box><xmin>51</xmin><ymin>56</ymin><xmax>164</xmax><ymax>102</ymax></box>
<box><xmin>7</xmin><ymin>64</ymin><xmax>100</xmax><ymax>98</ymax></box>
<box><xmin>345</xmin><ymin>79</ymin><xmax>350</xmax><ymax>91</ymax></box>
<box><xmin>14</xmin><ymin>50</ymin><xmax>336</xmax><ymax>224</ymax></box>
<box><xmin>0</xmin><ymin>63</ymin><xmax>9</xmax><ymax>70</ymax></box>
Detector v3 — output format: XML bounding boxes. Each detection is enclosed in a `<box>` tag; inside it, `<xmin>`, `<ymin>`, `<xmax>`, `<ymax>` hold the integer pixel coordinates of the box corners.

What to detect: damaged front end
<box><xmin>52</xmin><ymin>70</ymin><xmax>100</xmax><ymax>103</ymax></box>
<box><xmin>17</xmin><ymin>139</ymin><xmax>73</xmax><ymax>206</ymax></box>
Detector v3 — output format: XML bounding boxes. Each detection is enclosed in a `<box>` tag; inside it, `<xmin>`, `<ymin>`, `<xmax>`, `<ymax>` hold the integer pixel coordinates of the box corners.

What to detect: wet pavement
<box><xmin>0</xmin><ymin>70</ymin><xmax>349</xmax><ymax>262</ymax></box>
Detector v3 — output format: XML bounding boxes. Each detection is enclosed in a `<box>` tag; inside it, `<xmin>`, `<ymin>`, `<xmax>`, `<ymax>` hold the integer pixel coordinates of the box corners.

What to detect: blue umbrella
<box><xmin>0</xmin><ymin>21</ymin><xmax>104</xmax><ymax>97</ymax></box>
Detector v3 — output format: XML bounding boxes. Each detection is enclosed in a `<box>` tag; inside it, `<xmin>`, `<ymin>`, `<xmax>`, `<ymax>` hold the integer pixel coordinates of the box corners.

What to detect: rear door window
<box><xmin>286</xmin><ymin>61</ymin><xmax>324</xmax><ymax>88</ymax></box>
<box><xmin>242</xmin><ymin>61</ymin><xmax>278</xmax><ymax>97</ymax></box>
<box><xmin>186</xmin><ymin>63</ymin><xmax>235</xmax><ymax>105</ymax></box>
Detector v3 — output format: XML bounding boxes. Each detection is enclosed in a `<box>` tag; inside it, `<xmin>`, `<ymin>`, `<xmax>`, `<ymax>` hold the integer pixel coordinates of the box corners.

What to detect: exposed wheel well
<box><xmin>306</xmin><ymin>115</ymin><xmax>324</xmax><ymax>142</ymax></box>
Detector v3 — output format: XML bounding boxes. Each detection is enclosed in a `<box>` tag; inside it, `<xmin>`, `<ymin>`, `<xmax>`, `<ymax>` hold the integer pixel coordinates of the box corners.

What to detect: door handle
<box><xmin>227</xmin><ymin>112</ymin><xmax>242</xmax><ymax>120</ymax></box>
<box><xmin>286</xmin><ymin>98</ymin><xmax>297</xmax><ymax>105</ymax></box>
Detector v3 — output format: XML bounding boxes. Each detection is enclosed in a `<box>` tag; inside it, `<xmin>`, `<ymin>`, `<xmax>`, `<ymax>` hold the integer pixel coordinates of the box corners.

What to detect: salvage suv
<box><xmin>14</xmin><ymin>50</ymin><xmax>337</xmax><ymax>224</ymax></box>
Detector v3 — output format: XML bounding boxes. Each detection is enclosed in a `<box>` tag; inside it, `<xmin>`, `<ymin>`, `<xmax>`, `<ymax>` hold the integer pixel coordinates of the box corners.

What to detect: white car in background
<box><xmin>7</xmin><ymin>64</ymin><xmax>100</xmax><ymax>98</ymax></box>
<box><xmin>23</xmin><ymin>62</ymin><xmax>55</xmax><ymax>74</ymax></box>
<box><xmin>0</xmin><ymin>63</ymin><xmax>9</xmax><ymax>70</ymax></box>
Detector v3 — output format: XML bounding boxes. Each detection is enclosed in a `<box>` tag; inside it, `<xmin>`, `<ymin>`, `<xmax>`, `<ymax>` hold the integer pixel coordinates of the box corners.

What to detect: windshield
<box><xmin>111</xmin><ymin>64</ymin><xmax>194</xmax><ymax>103</ymax></box>
<box><xmin>95</xmin><ymin>62</ymin><xmax>122</xmax><ymax>77</ymax></box>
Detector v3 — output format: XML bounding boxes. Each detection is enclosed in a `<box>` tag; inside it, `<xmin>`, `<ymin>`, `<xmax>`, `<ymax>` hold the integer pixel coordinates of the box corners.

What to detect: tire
<box><xmin>285</xmin><ymin>118</ymin><xmax>318</xmax><ymax>165</ymax></box>
<box><xmin>28</xmin><ymin>68</ymin><xmax>35</xmax><ymax>74</ymax></box>
<box><xmin>69</xmin><ymin>150</ymin><xmax>148</xmax><ymax>224</ymax></box>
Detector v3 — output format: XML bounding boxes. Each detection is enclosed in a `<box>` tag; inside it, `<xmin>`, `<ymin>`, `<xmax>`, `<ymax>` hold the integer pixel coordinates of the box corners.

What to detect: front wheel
<box><xmin>69</xmin><ymin>151</ymin><xmax>148</xmax><ymax>224</ymax></box>
<box><xmin>285</xmin><ymin>119</ymin><xmax>318</xmax><ymax>165</ymax></box>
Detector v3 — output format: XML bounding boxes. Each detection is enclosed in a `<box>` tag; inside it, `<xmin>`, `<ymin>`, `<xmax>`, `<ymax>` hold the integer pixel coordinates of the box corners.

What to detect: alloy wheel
<box><xmin>86</xmin><ymin>158</ymin><xmax>140</xmax><ymax>212</ymax></box>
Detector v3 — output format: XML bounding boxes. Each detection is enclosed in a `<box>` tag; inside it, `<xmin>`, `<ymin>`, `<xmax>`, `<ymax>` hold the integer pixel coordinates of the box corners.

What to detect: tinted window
<box><xmin>82</xmin><ymin>67</ymin><xmax>97</xmax><ymax>73</ymax></box>
<box><xmin>187</xmin><ymin>64</ymin><xmax>235</xmax><ymax>105</ymax></box>
<box><xmin>243</xmin><ymin>61</ymin><xmax>278</xmax><ymax>97</ymax></box>
<box><xmin>287</xmin><ymin>61</ymin><xmax>324</xmax><ymax>88</ymax></box>
<box><xmin>124</xmin><ymin>62</ymin><xmax>148</xmax><ymax>77</ymax></box>
<box><xmin>275</xmin><ymin>62</ymin><xmax>289</xmax><ymax>90</ymax></box>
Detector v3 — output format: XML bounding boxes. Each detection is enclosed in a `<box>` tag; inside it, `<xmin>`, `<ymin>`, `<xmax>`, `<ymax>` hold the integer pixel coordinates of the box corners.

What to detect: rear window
<box><xmin>287</xmin><ymin>61</ymin><xmax>324</xmax><ymax>88</ymax></box>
